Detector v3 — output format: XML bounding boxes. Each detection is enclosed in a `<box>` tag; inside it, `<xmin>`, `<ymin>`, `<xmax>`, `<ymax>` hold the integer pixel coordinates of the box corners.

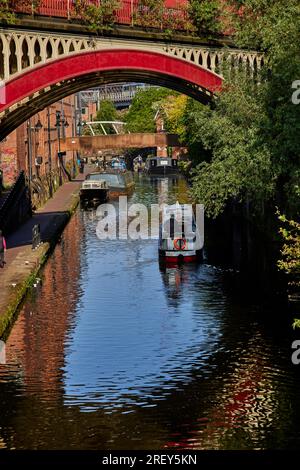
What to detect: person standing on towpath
<box><xmin>0</xmin><ymin>230</ymin><xmax>6</xmax><ymax>268</ymax></box>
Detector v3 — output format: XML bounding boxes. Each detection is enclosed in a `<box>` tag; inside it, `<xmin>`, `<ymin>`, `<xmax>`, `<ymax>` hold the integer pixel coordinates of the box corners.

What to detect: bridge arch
<box><xmin>0</xmin><ymin>48</ymin><xmax>222</xmax><ymax>139</ymax></box>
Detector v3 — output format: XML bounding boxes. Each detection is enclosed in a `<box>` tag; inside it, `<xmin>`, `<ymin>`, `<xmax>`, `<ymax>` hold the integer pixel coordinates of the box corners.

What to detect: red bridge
<box><xmin>0</xmin><ymin>1</ymin><xmax>263</xmax><ymax>139</ymax></box>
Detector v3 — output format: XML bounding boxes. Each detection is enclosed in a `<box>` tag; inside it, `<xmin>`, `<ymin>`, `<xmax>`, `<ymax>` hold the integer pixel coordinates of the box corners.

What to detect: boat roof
<box><xmin>162</xmin><ymin>203</ymin><xmax>194</xmax><ymax>219</ymax></box>
<box><xmin>97</xmin><ymin>169</ymin><xmax>128</xmax><ymax>174</ymax></box>
<box><xmin>87</xmin><ymin>169</ymin><xmax>128</xmax><ymax>176</ymax></box>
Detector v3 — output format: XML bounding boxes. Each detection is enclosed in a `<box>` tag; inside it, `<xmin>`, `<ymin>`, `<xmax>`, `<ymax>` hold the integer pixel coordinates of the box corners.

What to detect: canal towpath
<box><xmin>0</xmin><ymin>168</ymin><xmax>90</xmax><ymax>338</ymax></box>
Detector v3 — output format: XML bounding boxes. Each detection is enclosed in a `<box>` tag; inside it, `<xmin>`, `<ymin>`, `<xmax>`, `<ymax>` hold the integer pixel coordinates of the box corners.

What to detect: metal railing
<box><xmin>0</xmin><ymin>171</ymin><xmax>32</xmax><ymax>235</ymax></box>
<box><xmin>80</xmin><ymin>83</ymin><xmax>153</xmax><ymax>105</ymax></box>
<box><xmin>98</xmin><ymin>83</ymin><xmax>153</xmax><ymax>103</ymax></box>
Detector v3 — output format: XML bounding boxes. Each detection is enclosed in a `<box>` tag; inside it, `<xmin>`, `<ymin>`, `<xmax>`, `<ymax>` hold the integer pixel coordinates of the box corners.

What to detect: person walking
<box><xmin>0</xmin><ymin>230</ymin><xmax>6</xmax><ymax>268</ymax></box>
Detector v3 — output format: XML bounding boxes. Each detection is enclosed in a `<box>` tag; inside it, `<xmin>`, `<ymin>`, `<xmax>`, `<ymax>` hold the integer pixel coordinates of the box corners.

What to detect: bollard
<box><xmin>32</xmin><ymin>224</ymin><xmax>41</xmax><ymax>250</ymax></box>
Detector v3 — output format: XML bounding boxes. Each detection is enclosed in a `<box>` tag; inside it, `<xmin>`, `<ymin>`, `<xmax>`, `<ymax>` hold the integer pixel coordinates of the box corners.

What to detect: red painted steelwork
<box><xmin>0</xmin><ymin>49</ymin><xmax>222</xmax><ymax>114</ymax></box>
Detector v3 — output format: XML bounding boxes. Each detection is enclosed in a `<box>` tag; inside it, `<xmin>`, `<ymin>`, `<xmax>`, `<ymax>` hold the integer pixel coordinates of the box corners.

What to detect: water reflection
<box><xmin>0</xmin><ymin>175</ymin><xmax>300</xmax><ymax>449</ymax></box>
<box><xmin>63</xmin><ymin>245</ymin><xmax>223</xmax><ymax>411</ymax></box>
<box><xmin>160</xmin><ymin>263</ymin><xmax>199</xmax><ymax>306</ymax></box>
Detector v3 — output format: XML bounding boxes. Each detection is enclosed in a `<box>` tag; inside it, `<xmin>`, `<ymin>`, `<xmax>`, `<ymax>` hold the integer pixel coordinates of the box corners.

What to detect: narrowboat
<box><xmin>80</xmin><ymin>174</ymin><xmax>109</xmax><ymax>206</ymax></box>
<box><xmin>145</xmin><ymin>156</ymin><xmax>179</xmax><ymax>175</ymax></box>
<box><xmin>159</xmin><ymin>203</ymin><xmax>204</xmax><ymax>263</ymax></box>
<box><xmin>96</xmin><ymin>169</ymin><xmax>135</xmax><ymax>198</ymax></box>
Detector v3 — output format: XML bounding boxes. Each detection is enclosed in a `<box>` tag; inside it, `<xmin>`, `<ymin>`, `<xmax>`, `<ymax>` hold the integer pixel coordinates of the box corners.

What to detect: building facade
<box><xmin>0</xmin><ymin>95</ymin><xmax>97</xmax><ymax>187</ymax></box>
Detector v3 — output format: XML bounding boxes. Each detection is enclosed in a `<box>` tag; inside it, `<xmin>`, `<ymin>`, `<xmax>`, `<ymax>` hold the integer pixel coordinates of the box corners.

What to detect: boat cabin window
<box><xmin>162</xmin><ymin>215</ymin><xmax>196</xmax><ymax>240</ymax></box>
<box><xmin>86</xmin><ymin>174</ymin><xmax>104</xmax><ymax>181</ymax></box>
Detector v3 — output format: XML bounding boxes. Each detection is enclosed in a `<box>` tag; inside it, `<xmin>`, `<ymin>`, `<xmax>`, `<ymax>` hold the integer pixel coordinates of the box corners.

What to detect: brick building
<box><xmin>0</xmin><ymin>94</ymin><xmax>96</xmax><ymax>187</ymax></box>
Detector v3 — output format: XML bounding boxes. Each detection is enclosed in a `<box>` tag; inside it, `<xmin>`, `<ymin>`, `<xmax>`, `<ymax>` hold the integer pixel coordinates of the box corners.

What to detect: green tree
<box><xmin>0</xmin><ymin>1</ymin><xmax>41</xmax><ymax>23</ymax></box>
<box><xmin>187</xmin><ymin>70</ymin><xmax>275</xmax><ymax>218</ymax></box>
<box><xmin>133</xmin><ymin>0</ymin><xmax>193</xmax><ymax>37</ymax></box>
<box><xmin>189</xmin><ymin>0</ymin><xmax>221</xmax><ymax>36</ymax></box>
<box><xmin>158</xmin><ymin>94</ymin><xmax>188</xmax><ymax>136</ymax></box>
<box><xmin>96</xmin><ymin>100</ymin><xmax>117</xmax><ymax>122</ymax></box>
<box><xmin>0</xmin><ymin>0</ymin><xmax>15</xmax><ymax>23</ymax></box>
<box><xmin>125</xmin><ymin>87</ymin><xmax>177</xmax><ymax>133</ymax></box>
<box><xmin>188</xmin><ymin>0</ymin><xmax>300</xmax><ymax>218</ymax></box>
<box><xmin>180</xmin><ymin>98</ymin><xmax>212</xmax><ymax>165</ymax></box>
<box><xmin>92</xmin><ymin>100</ymin><xmax>117</xmax><ymax>135</ymax></box>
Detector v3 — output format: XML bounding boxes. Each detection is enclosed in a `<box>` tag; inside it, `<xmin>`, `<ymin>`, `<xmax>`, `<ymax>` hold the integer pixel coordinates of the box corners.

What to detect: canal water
<box><xmin>0</xmin><ymin>175</ymin><xmax>300</xmax><ymax>450</ymax></box>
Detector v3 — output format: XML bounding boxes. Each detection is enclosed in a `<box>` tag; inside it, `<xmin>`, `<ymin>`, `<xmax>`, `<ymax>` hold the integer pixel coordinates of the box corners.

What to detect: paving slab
<box><xmin>0</xmin><ymin>169</ymin><xmax>90</xmax><ymax>337</ymax></box>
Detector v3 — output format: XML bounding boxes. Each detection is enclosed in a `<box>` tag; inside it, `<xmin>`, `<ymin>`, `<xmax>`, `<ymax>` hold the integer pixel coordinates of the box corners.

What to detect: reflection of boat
<box><xmin>94</xmin><ymin>169</ymin><xmax>135</xmax><ymax>198</ymax></box>
<box><xmin>160</xmin><ymin>265</ymin><xmax>186</xmax><ymax>301</ymax></box>
<box><xmin>80</xmin><ymin>174</ymin><xmax>109</xmax><ymax>206</ymax></box>
<box><xmin>159</xmin><ymin>262</ymin><xmax>199</xmax><ymax>308</ymax></box>
<box><xmin>133</xmin><ymin>156</ymin><xmax>144</xmax><ymax>173</ymax></box>
<box><xmin>159</xmin><ymin>203</ymin><xmax>203</xmax><ymax>263</ymax></box>
<box><xmin>145</xmin><ymin>156</ymin><xmax>179</xmax><ymax>175</ymax></box>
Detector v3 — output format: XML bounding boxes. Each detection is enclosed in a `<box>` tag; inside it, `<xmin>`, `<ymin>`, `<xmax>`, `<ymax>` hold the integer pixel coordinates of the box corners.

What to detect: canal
<box><xmin>0</xmin><ymin>175</ymin><xmax>300</xmax><ymax>450</ymax></box>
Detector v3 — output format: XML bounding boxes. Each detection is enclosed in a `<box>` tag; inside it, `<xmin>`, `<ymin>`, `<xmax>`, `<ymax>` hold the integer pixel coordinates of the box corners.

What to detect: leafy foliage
<box><xmin>74</xmin><ymin>0</ymin><xmax>120</xmax><ymax>33</ymax></box>
<box><xmin>96</xmin><ymin>100</ymin><xmax>117</xmax><ymax>122</ymax></box>
<box><xmin>133</xmin><ymin>0</ymin><xmax>164</xmax><ymax>29</ymax></box>
<box><xmin>188</xmin><ymin>0</ymin><xmax>300</xmax><ymax>218</ymax></box>
<box><xmin>278</xmin><ymin>213</ymin><xmax>300</xmax><ymax>327</ymax></box>
<box><xmin>0</xmin><ymin>0</ymin><xmax>15</xmax><ymax>23</ymax></box>
<box><xmin>158</xmin><ymin>94</ymin><xmax>188</xmax><ymax>136</ymax></box>
<box><xmin>0</xmin><ymin>0</ymin><xmax>40</xmax><ymax>23</ymax></box>
<box><xmin>134</xmin><ymin>0</ymin><xmax>193</xmax><ymax>37</ymax></box>
<box><xmin>278</xmin><ymin>214</ymin><xmax>300</xmax><ymax>279</ymax></box>
<box><xmin>90</xmin><ymin>100</ymin><xmax>118</xmax><ymax>135</ymax></box>
<box><xmin>125</xmin><ymin>87</ymin><xmax>177</xmax><ymax>134</ymax></box>
<box><xmin>188</xmin><ymin>0</ymin><xmax>221</xmax><ymax>35</ymax></box>
<box><xmin>186</xmin><ymin>70</ymin><xmax>275</xmax><ymax>218</ymax></box>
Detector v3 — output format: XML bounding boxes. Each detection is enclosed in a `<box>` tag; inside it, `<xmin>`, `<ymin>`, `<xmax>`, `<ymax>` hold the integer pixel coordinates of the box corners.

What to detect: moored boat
<box><xmin>96</xmin><ymin>169</ymin><xmax>135</xmax><ymax>198</ymax></box>
<box><xmin>145</xmin><ymin>156</ymin><xmax>179</xmax><ymax>176</ymax></box>
<box><xmin>80</xmin><ymin>174</ymin><xmax>109</xmax><ymax>206</ymax></box>
<box><xmin>159</xmin><ymin>203</ymin><xmax>203</xmax><ymax>263</ymax></box>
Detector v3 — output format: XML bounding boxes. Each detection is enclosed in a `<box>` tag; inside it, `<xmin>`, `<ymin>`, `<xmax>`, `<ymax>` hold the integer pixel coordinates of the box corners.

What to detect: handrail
<box><xmin>13</xmin><ymin>0</ymin><xmax>189</xmax><ymax>29</ymax></box>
